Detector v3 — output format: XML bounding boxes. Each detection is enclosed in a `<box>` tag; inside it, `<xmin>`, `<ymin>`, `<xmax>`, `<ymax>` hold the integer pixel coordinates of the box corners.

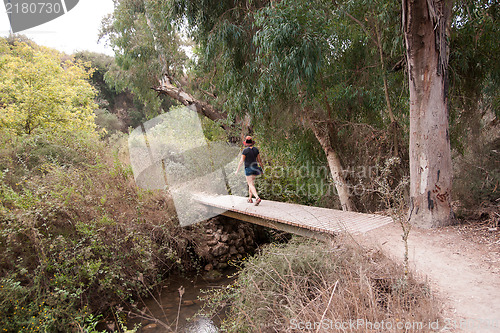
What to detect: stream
<box><xmin>127</xmin><ymin>270</ymin><xmax>237</xmax><ymax>333</ymax></box>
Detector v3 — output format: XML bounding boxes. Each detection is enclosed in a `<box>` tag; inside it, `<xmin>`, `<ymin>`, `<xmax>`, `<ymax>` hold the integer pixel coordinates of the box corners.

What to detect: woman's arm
<box><xmin>235</xmin><ymin>154</ymin><xmax>245</xmax><ymax>174</ymax></box>
<box><xmin>257</xmin><ymin>154</ymin><xmax>263</xmax><ymax>167</ymax></box>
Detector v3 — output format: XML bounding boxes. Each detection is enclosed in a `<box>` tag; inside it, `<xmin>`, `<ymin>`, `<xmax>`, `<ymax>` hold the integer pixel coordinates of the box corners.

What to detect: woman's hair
<box><xmin>244</xmin><ymin>135</ymin><xmax>254</xmax><ymax>146</ymax></box>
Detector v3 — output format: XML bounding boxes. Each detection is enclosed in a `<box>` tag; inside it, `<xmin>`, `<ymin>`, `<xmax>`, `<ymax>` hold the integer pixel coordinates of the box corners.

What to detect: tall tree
<box><xmin>103</xmin><ymin>0</ymin><xmax>407</xmax><ymax>211</ymax></box>
<box><xmin>448</xmin><ymin>0</ymin><xmax>500</xmax><ymax>144</ymax></box>
<box><xmin>178</xmin><ymin>0</ymin><xmax>408</xmax><ymax>211</ymax></box>
<box><xmin>101</xmin><ymin>0</ymin><xmax>245</xmax><ymax>141</ymax></box>
<box><xmin>249</xmin><ymin>0</ymin><xmax>361</xmax><ymax>211</ymax></box>
<box><xmin>99</xmin><ymin>0</ymin><xmax>184</xmax><ymax>120</ymax></box>
<box><xmin>0</xmin><ymin>39</ymin><xmax>97</xmax><ymax>136</ymax></box>
<box><xmin>403</xmin><ymin>0</ymin><xmax>454</xmax><ymax>227</ymax></box>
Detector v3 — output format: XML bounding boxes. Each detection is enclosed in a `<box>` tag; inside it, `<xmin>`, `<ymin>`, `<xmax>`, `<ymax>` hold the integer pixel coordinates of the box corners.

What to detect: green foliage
<box><xmin>253</xmin><ymin>129</ymin><xmax>335</xmax><ymax>206</ymax></box>
<box><xmin>100</xmin><ymin>0</ymin><xmax>187</xmax><ymax>121</ymax></box>
<box><xmin>0</xmin><ymin>130</ymin><xmax>198</xmax><ymax>331</ymax></box>
<box><xmin>453</xmin><ymin>135</ymin><xmax>500</xmax><ymax>214</ymax></box>
<box><xmin>449</xmin><ymin>0</ymin><xmax>500</xmax><ymax>151</ymax></box>
<box><xmin>73</xmin><ymin>51</ymin><xmax>118</xmax><ymax>110</ymax></box>
<box><xmin>103</xmin><ymin>0</ymin><xmax>499</xmax><ymax>216</ymax></box>
<box><xmin>94</xmin><ymin>108</ymin><xmax>124</xmax><ymax>137</ymax></box>
<box><xmin>74</xmin><ymin>50</ymin><xmax>154</xmax><ymax>131</ymax></box>
<box><xmin>444</xmin><ymin>0</ymin><xmax>500</xmax><ymax>212</ymax></box>
<box><xmin>0</xmin><ymin>38</ymin><xmax>98</xmax><ymax>136</ymax></box>
<box><xmin>253</xmin><ymin>0</ymin><xmax>329</xmax><ymax>98</ymax></box>
<box><xmin>201</xmin><ymin>116</ymin><xmax>227</xmax><ymax>142</ymax></box>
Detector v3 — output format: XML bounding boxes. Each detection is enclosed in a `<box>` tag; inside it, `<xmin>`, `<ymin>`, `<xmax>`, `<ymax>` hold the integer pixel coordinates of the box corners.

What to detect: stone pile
<box><xmin>194</xmin><ymin>216</ymin><xmax>261</xmax><ymax>271</ymax></box>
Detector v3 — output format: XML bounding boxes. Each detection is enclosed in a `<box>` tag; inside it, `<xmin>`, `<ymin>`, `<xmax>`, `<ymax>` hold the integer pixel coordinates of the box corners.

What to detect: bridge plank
<box><xmin>194</xmin><ymin>194</ymin><xmax>393</xmax><ymax>236</ymax></box>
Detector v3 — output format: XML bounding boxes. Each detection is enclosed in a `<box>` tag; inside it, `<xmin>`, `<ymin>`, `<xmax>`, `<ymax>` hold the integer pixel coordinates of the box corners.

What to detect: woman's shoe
<box><xmin>247</xmin><ymin>198</ymin><xmax>253</xmax><ymax>203</ymax></box>
<box><xmin>254</xmin><ymin>198</ymin><xmax>261</xmax><ymax>206</ymax></box>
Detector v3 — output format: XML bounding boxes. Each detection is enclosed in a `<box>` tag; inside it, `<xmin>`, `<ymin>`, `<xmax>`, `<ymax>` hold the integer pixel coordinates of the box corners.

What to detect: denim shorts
<box><xmin>244</xmin><ymin>166</ymin><xmax>263</xmax><ymax>176</ymax></box>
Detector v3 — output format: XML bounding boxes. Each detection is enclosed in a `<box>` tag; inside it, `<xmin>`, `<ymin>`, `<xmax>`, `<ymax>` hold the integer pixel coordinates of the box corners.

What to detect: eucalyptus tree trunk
<box><xmin>403</xmin><ymin>0</ymin><xmax>453</xmax><ymax>228</ymax></box>
<box><xmin>310</xmin><ymin>122</ymin><xmax>356</xmax><ymax>212</ymax></box>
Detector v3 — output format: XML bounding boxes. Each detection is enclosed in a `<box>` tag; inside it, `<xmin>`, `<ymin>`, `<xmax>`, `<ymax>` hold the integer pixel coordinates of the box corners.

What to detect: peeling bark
<box><xmin>403</xmin><ymin>0</ymin><xmax>454</xmax><ymax>228</ymax></box>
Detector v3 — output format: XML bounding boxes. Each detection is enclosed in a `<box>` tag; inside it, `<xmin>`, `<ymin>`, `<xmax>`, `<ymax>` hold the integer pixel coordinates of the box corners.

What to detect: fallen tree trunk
<box><xmin>152</xmin><ymin>75</ymin><xmax>250</xmax><ymax>144</ymax></box>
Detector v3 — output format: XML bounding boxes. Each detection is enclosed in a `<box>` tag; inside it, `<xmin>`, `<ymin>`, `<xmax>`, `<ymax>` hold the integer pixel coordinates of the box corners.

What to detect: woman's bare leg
<box><xmin>246</xmin><ymin>175</ymin><xmax>259</xmax><ymax>199</ymax></box>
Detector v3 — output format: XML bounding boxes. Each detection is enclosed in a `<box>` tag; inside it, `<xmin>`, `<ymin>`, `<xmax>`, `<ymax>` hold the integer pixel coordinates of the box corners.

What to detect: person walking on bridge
<box><xmin>235</xmin><ymin>136</ymin><xmax>263</xmax><ymax>205</ymax></box>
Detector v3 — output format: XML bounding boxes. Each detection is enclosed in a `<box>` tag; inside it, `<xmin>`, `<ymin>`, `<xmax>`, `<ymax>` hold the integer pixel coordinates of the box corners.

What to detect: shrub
<box><xmin>94</xmin><ymin>108</ymin><xmax>125</xmax><ymax>137</ymax></box>
<box><xmin>0</xmin><ymin>130</ymin><xmax>197</xmax><ymax>331</ymax></box>
<box><xmin>205</xmin><ymin>238</ymin><xmax>439</xmax><ymax>333</ymax></box>
<box><xmin>453</xmin><ymin>135</ymin><xmax>499</xmax><ymax>217</ymax></box>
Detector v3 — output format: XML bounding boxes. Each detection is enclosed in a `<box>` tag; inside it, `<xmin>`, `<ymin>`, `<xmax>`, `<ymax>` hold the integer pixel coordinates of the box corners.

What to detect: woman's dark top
<box><xmin>242</xmin><ymin>147</ymin><xmax>259</xmax><ymax>168</ymax></box>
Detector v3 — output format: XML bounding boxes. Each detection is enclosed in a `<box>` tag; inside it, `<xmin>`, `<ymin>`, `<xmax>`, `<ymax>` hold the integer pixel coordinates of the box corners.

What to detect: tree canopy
<box><xmin>0</xmin><ymin>38</ymin><xmax>97</xmax><ymax>136</ymax></box>
<box><xmin>102</xmin><ymin>0</ymin><xmax>499</xmax><ymax>221</ymax></box>
<box><xmin>100</xmin><ymin>0</ymin><xmax>188</xmax><ymax>120</ymax></box>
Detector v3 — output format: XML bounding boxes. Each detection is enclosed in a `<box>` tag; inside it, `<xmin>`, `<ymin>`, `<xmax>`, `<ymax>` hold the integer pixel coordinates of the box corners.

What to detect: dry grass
<box><xmin>214</xmin><ymin>237</ymin><xmax>440</xmax><ymax>332</ymax></box>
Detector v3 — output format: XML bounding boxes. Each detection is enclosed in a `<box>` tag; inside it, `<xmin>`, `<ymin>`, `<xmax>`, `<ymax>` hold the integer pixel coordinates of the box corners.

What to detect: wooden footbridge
<box><xmin>194</xmin><ymin>194</ymin><xmax>393</xmax><ymax>241</ymax></box>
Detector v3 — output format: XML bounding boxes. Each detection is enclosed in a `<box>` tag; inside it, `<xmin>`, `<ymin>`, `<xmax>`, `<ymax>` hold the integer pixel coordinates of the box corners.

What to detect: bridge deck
<box><xmin>194</xmin><ymin>194</ymin><xmax>393</xmax><ymax>239</ymax></box>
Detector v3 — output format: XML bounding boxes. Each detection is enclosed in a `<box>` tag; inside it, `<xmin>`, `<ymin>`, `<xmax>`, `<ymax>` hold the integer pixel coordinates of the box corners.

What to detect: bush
<box><xmin>205</xmin><ymin>238</ymin><xmax>439</xmax><ymax>333</ymax></box>
<box><xmin>0</xmin><ymin>130</ymin><xmax>197</xmax><ymax>331</ymax></box>
<box><xmin>453</xmin><ymin>135</ymin><xmax>499</xmax><ymax>217</ymax></box>
<box><xmin>94</xmin><ymin>108</ymin><xmax>125</xmax><ymax>137</ymax></box>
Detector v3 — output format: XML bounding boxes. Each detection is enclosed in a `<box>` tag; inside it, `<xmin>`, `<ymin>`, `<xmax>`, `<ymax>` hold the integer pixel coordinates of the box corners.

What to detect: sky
<box><xmin>0</xmin><ymin>0</ymin><xmax>115</xmax><ymax>56</ymax></box>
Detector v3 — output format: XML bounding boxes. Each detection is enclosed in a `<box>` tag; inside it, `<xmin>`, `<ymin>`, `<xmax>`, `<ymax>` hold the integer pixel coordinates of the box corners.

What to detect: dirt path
<box><xmin>354</xmin><ymin>222</ymin><xmax>500</xmax><ymax>333</ymax></box>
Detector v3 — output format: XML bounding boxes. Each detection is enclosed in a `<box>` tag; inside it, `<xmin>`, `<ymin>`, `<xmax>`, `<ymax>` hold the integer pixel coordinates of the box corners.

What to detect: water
<box><xmin>128</xmin><ymin>270</ymin><xmax>236</xmax><ymax>333</ymax></box>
